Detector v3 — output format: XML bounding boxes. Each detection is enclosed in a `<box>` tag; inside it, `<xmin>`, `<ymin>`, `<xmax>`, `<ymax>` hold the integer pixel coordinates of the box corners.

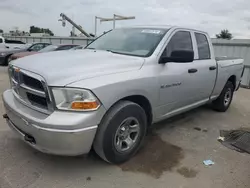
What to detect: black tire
<box><xmin>4</xmin><ymin>55</ymin><xmax>12</xmax><ymax>66</ymax></box>
<box><xmin>0</xmin><ymin>56</ymin><xmax>8</xmax><ymax>66</ymax></box>
<box><xmin>212</xmin><ymin>81</ymin><xmax>234</xmax><ymax>112</ymax></box>
<box><xmin>0</xmin><ymin>60</ymin><xmax>4</xmax><ymax>66</ymax></box>
<box><xmin>93</xmin><ymin>101</ymin><xmax>147</xmax><ymax>164</ymax></box>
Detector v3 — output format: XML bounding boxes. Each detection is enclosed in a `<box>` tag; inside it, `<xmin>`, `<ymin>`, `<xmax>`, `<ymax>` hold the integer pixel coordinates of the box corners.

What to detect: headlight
<box><xmin>52</xmin><ymin>88</ymin><xmax>100</xmax><ymax>111</ymax></box>
<box><xmin>0</xmin><ymin>52</ymin><xmax>6</xmax><ymax>56</ymax></box>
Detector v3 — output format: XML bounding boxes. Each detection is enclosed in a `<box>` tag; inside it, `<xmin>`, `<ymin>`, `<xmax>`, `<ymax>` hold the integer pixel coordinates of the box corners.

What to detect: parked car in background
<box><xmin>0</xmin><ymin>43</ymin><xmax>50</xmax><ymax>65</ymax></box>
<box><xmin>3</xmin><ymin>26</ymin><xmax>244</xmax><ymax>164</ymax></box>
<box><xmin>71</xmin><ymin>45</ymin><xmax>85</xmax><ymax>50</ymax></box>
<box><xmin>10</xmin><ymin>44</ymin><xmax>79</xmax><ymax>60</ymax></box>
<box><xmin>0</xmin><ymin>36</ymin><xmax>26</xmax><ymax>49</ymax></box>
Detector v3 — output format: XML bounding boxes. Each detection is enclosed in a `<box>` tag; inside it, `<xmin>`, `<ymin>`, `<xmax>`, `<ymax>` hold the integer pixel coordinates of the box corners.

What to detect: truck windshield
<box><xmin>86</xmin><ymin>28</ymin><xmax>169</xmax><ymax>57</ymax></box>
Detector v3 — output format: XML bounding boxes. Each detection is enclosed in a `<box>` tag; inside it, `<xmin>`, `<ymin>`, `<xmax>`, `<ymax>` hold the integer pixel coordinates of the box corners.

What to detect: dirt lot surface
<box><xmin>0</xmin><ymin>66</ymin><xmax>249</xmax><ymax>188</ymax></box>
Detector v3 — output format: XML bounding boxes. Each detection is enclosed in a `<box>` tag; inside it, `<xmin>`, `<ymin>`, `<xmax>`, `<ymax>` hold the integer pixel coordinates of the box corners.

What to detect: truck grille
<box><xmin>22</xmin><ymin>74</ymin><xmax>44</xmax><ymax>91</ymax></box>
<box><xmin>9</xmin><ymin>67</ymin><xmax>52</xmax><ymax>113</ymax></box>
<box><xmin>26</xmin><ymin>92</ymin><xmax>48</xmax><ymax>108</ymax></box>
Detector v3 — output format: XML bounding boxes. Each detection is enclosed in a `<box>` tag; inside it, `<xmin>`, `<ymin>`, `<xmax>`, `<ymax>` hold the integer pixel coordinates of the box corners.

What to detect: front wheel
<box><xmin>93</xmin><ymin>101</ymin><xmax>147</xmax><ymax>164</ymax></box>
<box><xmin>212</xmin><ymin>81</ymin><xmax>234</xmax><ymax>112</ymax></box>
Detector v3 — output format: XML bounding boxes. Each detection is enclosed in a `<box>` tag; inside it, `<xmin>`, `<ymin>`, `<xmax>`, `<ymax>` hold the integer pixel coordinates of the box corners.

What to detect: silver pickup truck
<box><xmin>3</xmin><ymin>26</ymin><xmax>244</xmax><ymax>164</ymax></box>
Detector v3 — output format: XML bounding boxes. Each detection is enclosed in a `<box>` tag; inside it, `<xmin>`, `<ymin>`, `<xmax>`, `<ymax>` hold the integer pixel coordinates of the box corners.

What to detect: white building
<box><xmin>30</xmin><ymin>33</ymin><xmax>50</xmax><ymax>37</ymax></box>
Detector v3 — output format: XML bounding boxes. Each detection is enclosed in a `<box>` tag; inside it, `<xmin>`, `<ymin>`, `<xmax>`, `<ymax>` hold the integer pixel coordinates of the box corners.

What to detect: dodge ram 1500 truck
<box><xmin>3</xmin><ymin>26</ymin><xmax>244</xmax><ymax>164</ymax></box>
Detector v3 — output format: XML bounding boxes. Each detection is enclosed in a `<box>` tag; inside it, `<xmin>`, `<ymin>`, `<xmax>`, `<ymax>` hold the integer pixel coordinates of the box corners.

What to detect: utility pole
<box><xmin>95</xmin><ymin>16</ymin><xmax>109</xmax><ymax>36</ymax></box>
<box><xmin>94</xmin><ymin>14</ymin><xmax>135</xmax><ymax>36</ymax></box>
<box><xmin>72</xmin><ymin>14</ymin><xmax>75</xmax><ymax>36</ymax></box>
<box><xmin>95</xmin><ymin>16</ymin><xmax>98</xmax><ymax>37</ymax></box>
<box><xmin>113</xmin><ymin>14</ymin><xmax>116</xmax><ymax>29</ymax></box>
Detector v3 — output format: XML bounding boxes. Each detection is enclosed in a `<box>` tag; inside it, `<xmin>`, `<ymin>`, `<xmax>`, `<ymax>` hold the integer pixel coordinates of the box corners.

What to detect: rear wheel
<box><xmin>212</xmin><ymin>81</ymin><xmax>234</xmax><ymax>112</ymax></box>
<box><xmin>93</xmin><ymin>101</ymin><xmax>147</xmax><ymax>164</ymax></box>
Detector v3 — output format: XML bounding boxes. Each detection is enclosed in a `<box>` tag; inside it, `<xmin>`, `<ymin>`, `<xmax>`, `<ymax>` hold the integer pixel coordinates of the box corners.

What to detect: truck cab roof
<box><xmin>121</xmin><ymin>25</ymin><xmax>209</xmax><ymax>35</ymax></box>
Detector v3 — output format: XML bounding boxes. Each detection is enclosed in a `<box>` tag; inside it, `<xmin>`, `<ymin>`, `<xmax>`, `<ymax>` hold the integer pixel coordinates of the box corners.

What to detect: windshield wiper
<box><xmin>87</xmin><ymin>48</ymin><xmax>128</xmax><ymax>56</ymax></box>
<box><xmin>106</xmin><ymin>50</ymin><xmax>133</xmax><ymax>56</ymax></box>
<box><xmin>106</xmin><ymin>49</ymin><xmax>114</xmax><ymax>53</ymax></box>
<box><xmin>106</xmin><ymin>49</ymin><xmax>125</xmax><ymax>54</ymax></box>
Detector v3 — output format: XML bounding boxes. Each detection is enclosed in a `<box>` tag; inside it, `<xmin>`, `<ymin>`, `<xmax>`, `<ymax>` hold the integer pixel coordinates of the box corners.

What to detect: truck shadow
<box><xmin>153</xmin><ymin>105</ymin><xmax>212</xmax><ymax>131</ymax></box>
<box><xmin>118</xmin><ymin>105</ymin><xmax>211</xmax><ymax>178</ymax></box>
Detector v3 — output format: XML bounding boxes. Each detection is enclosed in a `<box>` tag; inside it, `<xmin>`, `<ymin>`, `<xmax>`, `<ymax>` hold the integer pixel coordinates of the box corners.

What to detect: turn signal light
<box><xmin>71</xmin><ymin>101</ymin><xmax>99</xmax><ymax>110</ymax></box>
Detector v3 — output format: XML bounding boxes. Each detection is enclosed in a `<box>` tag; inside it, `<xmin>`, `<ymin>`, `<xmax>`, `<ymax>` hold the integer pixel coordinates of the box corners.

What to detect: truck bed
<box><xmin>216</xmin><ymin>57</ymin><xmax>244</xmax><ymax>68</ymax></box>
<box><xmin>216</xmin><ymin>57</ymin><xmax>242</xmax><ymax>61</ymax></box>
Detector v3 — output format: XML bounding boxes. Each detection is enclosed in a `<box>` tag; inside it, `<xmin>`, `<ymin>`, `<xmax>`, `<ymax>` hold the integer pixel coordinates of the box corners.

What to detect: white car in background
<box><xmin>70</xmin><ymin>45</ymin><xmax>85</xmax><ymax>50</ymax></box>
<box><xmin>0</xmin><ymin>36</ymin><xmax>26</xmax><ymax>49</ymax></box>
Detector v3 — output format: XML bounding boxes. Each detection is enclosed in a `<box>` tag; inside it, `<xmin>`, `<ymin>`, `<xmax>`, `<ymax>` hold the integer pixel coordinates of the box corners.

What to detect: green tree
<box><xmin>0</xmin><ymin>29</ymin><xmax>3</xmax><ymax>33</ymax></box>
<box><xmin>216</xmin><ymin>29</ymin><xmax>233</xmax><ymax>40</ymax></box>
<box><xmin>30</xmin><ymin>26</ymin><xmax>54</xmax><ymax>36</ymax></box>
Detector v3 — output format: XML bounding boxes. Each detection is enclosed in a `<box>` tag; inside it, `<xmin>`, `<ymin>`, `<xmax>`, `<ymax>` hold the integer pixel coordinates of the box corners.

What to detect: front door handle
<box><xmin>188</xmin><ymin>68</ymin><xmax>198</xmax><ymax>73</ymax></box>
<box><xmin>209</xmin><ymin>66</ymin><xmax>217</xmax><ymax>70</ymax></box>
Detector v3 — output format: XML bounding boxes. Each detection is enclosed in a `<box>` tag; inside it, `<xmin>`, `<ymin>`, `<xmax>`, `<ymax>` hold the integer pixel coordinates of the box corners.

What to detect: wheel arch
<box><xmin>228</xmin><ymin>75</ymin><xmax>236</xmax><ymax>90</ymax></box>
<box><xmin>104</xmin><ymin>94</ymin><xmax>153</xmax><ymax>127</ymax></box>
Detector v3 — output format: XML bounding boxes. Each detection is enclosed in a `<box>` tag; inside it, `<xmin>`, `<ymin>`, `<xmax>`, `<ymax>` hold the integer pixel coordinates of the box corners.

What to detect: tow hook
<box><xmin>3</xmin><ymin>114</ymin><xmax>9</xmax><ymax>120</ymax></box>
<box><xmin>24</xmin><ymin>134</ymin><xmax>36</xmax><ymax>144</ymax></box>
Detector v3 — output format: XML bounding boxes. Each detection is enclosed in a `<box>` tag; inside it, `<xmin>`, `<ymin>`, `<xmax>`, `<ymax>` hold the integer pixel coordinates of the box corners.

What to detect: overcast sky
<box><xmin>0</xmin><ymin>0</ymin><xmax>250</xmax><ymax>38</ymax></box>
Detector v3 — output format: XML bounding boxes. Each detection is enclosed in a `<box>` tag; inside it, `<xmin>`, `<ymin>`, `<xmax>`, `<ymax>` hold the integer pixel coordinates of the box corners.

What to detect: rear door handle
<box><xmin>188</xmin><ymin>68</ymin><xmax>198</xmax><ymax>73</ymax></box>
<box><xmin>209</xmin><ymin>66</ymin><xmax>217</xmax><ymax>70</ymax></box>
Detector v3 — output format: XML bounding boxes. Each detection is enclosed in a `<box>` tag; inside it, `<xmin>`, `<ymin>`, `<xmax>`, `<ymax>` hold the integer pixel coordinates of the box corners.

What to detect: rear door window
<box><xmin>195</xmin><ymin>33</ymin><xmax>211</xmax><ymax>59</ymax></box>
<box><xmin>0</xmin><ymin>38</ymin><xmax>3</xmax><ymax>43</ymax></box>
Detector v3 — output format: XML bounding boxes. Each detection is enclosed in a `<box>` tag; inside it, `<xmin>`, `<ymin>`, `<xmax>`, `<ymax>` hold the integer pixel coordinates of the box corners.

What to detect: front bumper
<box><xmin>3</xmin><ymin>89</ymin><xmax>106</xmax><ymax>156</ymax></box>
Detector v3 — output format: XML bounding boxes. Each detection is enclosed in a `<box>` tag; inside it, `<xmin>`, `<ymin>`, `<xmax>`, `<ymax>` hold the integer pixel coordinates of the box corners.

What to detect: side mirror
<box><xmin>159</xmin><ymin>50</ymin><xmax>194</xmax><ymax>64</ymax></box>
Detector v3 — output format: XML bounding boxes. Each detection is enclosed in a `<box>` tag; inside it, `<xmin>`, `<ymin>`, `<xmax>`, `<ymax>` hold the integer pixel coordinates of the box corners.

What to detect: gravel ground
<box><xmin>0</xmin><ymin>66</ymin><xmax>250</xmax><ymax>188</ymax></box>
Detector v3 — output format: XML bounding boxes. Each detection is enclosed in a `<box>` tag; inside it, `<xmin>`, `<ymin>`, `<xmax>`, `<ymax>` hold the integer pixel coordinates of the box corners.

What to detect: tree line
<box><xmin>29</xmin><ymin>26</ymin><xmax>54</xmax><ymax>36</ymax></box>
<box><xmin>216</xmin><ymin>29</ymin><xmax>233</xmax><ymax>40</ymax></box>
<box><xmin>0</xmin><ymin>26</ymin><xmax>54</xmax><ymax>36</ymax></box>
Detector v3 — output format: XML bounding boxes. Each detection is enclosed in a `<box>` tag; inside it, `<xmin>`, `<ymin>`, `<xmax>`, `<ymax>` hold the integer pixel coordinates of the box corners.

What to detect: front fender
<box><xmin>68</xmin><ymin>70</ymin><xmax>159</xmax><ymax>111</ymax></box>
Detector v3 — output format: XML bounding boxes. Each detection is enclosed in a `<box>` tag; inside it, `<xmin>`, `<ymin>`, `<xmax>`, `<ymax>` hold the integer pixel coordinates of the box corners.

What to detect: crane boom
<box><xmin>60</xmin><ymin>13</ymin><xmax>90</xmax><ymax>37</ymax></box>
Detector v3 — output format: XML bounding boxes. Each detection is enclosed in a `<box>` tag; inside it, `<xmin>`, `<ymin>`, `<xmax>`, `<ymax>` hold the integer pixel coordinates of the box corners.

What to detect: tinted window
<box><xmin>56</xmin><ymin>45</ymin><xmax>77</xmax><ymax>51</ymax></box>
<box><xmin>195</xmin><ymin>33</ymin><xmax>210</xmax><ymax>59</ymax></box>
<box><xmin>71</xmin><ymin>46</ymin><xmax>84</xmax><ymax>50</ymax></box>
<box><xmin>0</xmin><ymin>38</ymin><xmax>2</xmax><ymax>43</ymax></box>
<box><xmin>165</xmin><ymin>31</ymin><xmax>193</xmax><ymax>57</ymax></box>
<box><xmin>86</xmin><ymin>28</ymin><xmax>169</xmax><ymax>57</ymax></box>
<box><xmin>39</xmin><ymin>45</ymin><xmax>58</xmax><ymax>52</ymax></box>
<box><xmin>29</xmin><ymin>43</ymin><xmax>45</xmax><ymax>51</ymax></box>
<box><xmin>5</xmin><ymin>40</ymin><xmax>25</xmax><ymax>44</ymax></box>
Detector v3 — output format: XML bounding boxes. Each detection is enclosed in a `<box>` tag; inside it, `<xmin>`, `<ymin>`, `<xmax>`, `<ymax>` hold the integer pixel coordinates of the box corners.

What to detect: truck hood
<box><xmin>12</xmin><ymin>49</ymin><xmax>144</xmax><ymax>86</ymax></box>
